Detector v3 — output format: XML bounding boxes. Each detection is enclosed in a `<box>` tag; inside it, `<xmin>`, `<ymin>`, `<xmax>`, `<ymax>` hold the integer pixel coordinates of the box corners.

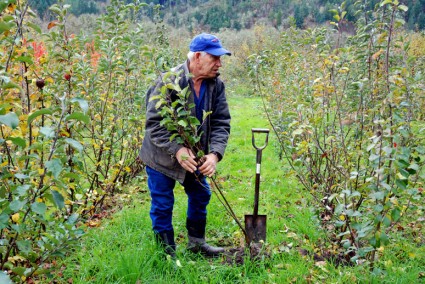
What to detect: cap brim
<box><xmin>205</xmin><ymin>47</ymin><xmax>232</xmax><ymax>56</ymax></box>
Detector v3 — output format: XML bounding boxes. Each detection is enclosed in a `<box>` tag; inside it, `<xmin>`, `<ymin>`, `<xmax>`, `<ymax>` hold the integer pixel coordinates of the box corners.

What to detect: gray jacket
<box><xmin>139</xmin><ymin>60</ymin><xmax>231</xmax><ymax>183</ymax></box>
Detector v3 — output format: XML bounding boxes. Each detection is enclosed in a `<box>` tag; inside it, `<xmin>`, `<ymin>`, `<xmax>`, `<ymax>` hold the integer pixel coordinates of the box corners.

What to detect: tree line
<box><xmin>30</xmin><ymin>0</ymin><xmax>425</xmax><ymax>32</ymax></box>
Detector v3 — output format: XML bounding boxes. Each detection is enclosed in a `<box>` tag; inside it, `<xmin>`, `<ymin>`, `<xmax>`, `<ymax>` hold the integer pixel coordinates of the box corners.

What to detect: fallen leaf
<box><xmin>87</xmin><ymin>220</ymin><xmax>100</xmax><ymax>227</ymax></box>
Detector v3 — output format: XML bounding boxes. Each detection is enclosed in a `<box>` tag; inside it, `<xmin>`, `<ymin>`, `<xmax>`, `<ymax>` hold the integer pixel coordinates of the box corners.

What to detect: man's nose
<box><xmin>216</xmin><ymin>58</ymin><xmax>222</xmax><ymax>67</ymax></box>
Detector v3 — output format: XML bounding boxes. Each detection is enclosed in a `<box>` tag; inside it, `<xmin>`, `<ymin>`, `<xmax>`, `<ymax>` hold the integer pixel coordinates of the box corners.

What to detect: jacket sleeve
<box><xmin>144</xmin><ymin>78</ymin><xmax>183</xmax><ymax>157</ymax></box>
<box><xmin>209</xmin><ymin>80</ymin><xmax>231</xmax><ymax>160</ymax></box>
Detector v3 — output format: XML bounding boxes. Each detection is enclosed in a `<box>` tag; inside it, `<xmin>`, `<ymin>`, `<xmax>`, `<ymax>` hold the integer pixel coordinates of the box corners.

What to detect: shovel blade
<box><xmin>244</xmin><ymin>215</ymin><xmax>267</xmax><ymax>244</ymax></box>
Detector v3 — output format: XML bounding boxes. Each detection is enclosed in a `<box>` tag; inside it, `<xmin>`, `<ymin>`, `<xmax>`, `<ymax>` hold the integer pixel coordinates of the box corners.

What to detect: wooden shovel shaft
<box><xmin>251</xmin><ymin>128</ymin><xmax>269</xmax><ymax>219</ymax></box>
<box><xmin>253</xmin><ymin>149</ymin><xmax>262</xmax><ymax>218</ymax></box>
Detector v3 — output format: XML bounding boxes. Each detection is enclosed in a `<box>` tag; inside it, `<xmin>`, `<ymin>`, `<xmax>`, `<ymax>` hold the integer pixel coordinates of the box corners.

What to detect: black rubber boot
<box><xmin>154</xmin><ymin>230</ymin><xmax>176</xmax><ymax>258</ymax></box>
<box><xmin>186</xmin><ymin>218</ymin><xmax>224</xmax><ymax>257</ymax></box>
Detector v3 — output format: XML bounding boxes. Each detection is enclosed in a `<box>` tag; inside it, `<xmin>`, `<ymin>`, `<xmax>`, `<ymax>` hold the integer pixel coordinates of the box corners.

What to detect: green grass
<box><xmin>55</xmin><ymin>95</ymin><xmax>425</xmax><ymax>284</ymax></box>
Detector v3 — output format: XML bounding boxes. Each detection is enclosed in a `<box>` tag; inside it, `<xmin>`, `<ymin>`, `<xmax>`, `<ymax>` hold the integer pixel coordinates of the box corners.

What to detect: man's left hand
<box><xmin>198</xmin><ymin>153</ymin><xmax>219</xmax><ymax>177</ymax></box>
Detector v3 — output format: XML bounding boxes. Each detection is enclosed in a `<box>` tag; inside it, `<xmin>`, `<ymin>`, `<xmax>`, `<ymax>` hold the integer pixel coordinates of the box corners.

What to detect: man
<box><xmin>140</xmin><ymin>33</ymin><xmax>231</xmax><ymax>257</ymax></box>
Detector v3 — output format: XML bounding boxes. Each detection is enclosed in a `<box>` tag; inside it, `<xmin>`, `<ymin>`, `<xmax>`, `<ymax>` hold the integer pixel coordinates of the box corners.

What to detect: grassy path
<box><xmin>59</xmin><ymin>94</ymin><xmax>317</xmax><ymax>283</ymax></box>
<box><xmin>58</xmin><ymin>95</ymin><xmax>425</xmax><ymax>283</ymax></box>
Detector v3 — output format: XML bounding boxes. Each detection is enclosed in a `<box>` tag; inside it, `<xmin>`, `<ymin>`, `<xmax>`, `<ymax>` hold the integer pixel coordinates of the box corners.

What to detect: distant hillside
<box><xmin>30</xmin><ymin>0</ymin><xmax>425</xmax><ymax>31</ymax></box>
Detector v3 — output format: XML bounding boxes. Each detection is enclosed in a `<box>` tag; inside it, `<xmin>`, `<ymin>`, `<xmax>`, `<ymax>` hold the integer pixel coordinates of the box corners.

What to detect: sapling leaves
<box><xmin>0</xmin><ymin>112</ymin><xmax>19</xmax><ymax>129</ymax></box>
<box><xmin>247</xmin><ymin>0</ymin><xmax>424</xmax><ymax>267</ymax></box>
<box><xmin>0</xmin><ymin>1</ymin><xmax>151</xmax><ymax>279</ymax></box>
<box><xmin>203</xmin><ymin>110</ymin><xmax>212</xmax><ymax>121</ymax></box>
<box><xmin>154</xmin><ymin>70</ymin><xmax>208</xmax><ymax>162</ymax></box>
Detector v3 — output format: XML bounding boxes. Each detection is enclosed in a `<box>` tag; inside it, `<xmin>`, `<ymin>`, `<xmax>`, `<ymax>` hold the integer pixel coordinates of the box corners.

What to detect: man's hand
<box><xmin>176</xmin><ymin>147</ymin><xmax>197</xmax><ymax>173</ymax></box>
<box><xmin>198</xmin><ymin>153</ymin><xmax>219</xmax><ymax>177</ymax></box>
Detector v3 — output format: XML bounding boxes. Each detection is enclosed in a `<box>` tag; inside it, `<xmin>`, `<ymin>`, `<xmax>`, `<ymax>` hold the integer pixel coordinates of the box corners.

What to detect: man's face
<box><xmin>194</xmin><ymin>52</ymin><xmax>223</xmax><ymax>79</ymax></box>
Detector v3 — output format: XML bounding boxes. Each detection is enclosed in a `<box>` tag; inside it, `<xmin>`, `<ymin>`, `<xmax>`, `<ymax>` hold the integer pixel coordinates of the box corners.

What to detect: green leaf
<box><xmin>155</xmin><ymin>100</ymin><xmax>163</xmax><ymax>109</ymax></box>
<box><xmin>31</xmin><ymin>202</ymin><xmax>47</xmax><ymax>215</ymax></box>
<box><xmin>45</xmin><ymin>159</ymin><xmax>63</xmax><ymax>179</ymax></box>
<box><xmin>64</xmin><ymin>138</ymin><xmax>83</xmax><ymax>152</ymax></box>
<box><xmin>343</xmin><ymin>240</ymin><xmax>352</xmax><ymax>249</ymax></box>
<box><xmin>0</xmin><ymin>112</ymin><xmax>19</xmax><ymax>129</ymax></box>
<box><xmin>408</xmin><ymin>163</ymin><xmax>419</xmax><ymax>172</ymax></box>
<box><xmin>0</xmin><ymin>213</ymin><xmax>9</xmax><ymax>225</ymax></box>
<box><xmin>11</xmin><ymin>266</ymin><xmax>26</xmax><ymax>276</ymax></box>
<box><xmin>391</xmin><ymin>208</ymin><xmax>401</xmax><ymax>221</ymax></box>
<box><xmin>373</xmin><ymin>204</ymin><xmax>383</xmax><ymax>213</ymax></box>
<box><xmin>49</xmin><ymin>5</ymin><xmax>63</xmax><ymax>15</ymax></box>
<box><xmin>395</xmin><ymin>179</ymin><xmax>407</xmax><ymax>190</ymax></box>
<box><xmin>0</xmin><ymin>20</ymin><xmax>14</xmax><ymax>34</ymax></box>
<box><xmin>10</xmin><ymin>200</ymin><xmax>26</xmax><ymax>212</ymax></box>
<box><xmin>380</xmin><ymin>0</ymin><xmax>393</xmax><ymax>7</ymax></box>
<box><xmin>17</xmin><ymin>185</ymin><xmax>30</xmax><ymax>196</ymax></box>
<box><xmin>369</xmin><ymin>235</ymin><xmax>378</xmax><ymax>248</ymax></box>
<box><xmin>16</xmin><ymin>56</ymin><xmax>33</xmax><ymax>65</ymax></box>
<box><xmin>398</xmin><ymin>4</ymin><xmax>408</xmax><ymax>12</ymax></box>
<box><xmin>16</xmin><ymin>240</ymin><xmax>32</xmax><ymax>254</ymax></box>
<box><xmin>396</xmin><ymin>159</ymin><xmax>409</xmax><ymax>168</ymax></box>
<box><xmin>0</xmin><ymin>271</ymin><xmax>13</xmax><ymax>284</ymax></box>
<box><xmin>189</xmin><ymin>116</ymin><xmax>200</xmax><ymax>125</ymax></box>
<box><xmin>40</xmin><ymin>126</ymin><xmax>55</xmax><ymax>138</ymax></box>
<box><xmin>202</xmin><ymin>110</ymin><xmax>212</xmax><ymax>121</ymax></box>
<box><xmin>399</xmin><ymin>168</ymin><xmax>410</xmax><ymax>178</ymax></box>
<box><xmin>70</xmin><ymin>98</ymin><xmax>89</xmax><ymax>114</ymax></box>
<box><xmin>415</xmin><ymin>145</ymin><xmax>425</xmax><ymax>154</ymax></box>
<box><xmin>28</xmin><ymin>109</ymin><xmax>53</xmax><ymax>124</ymax></box>
<box><xmin>178</xmin><ymin>120</ymin><xmax>188</xmax><ymax>128</ymax></box>
<box><xmin>1</xmin><ymin>81</ymin><xmax>21</xmax><ymax>90</ymax></box>
<box><xmin>8</xmin><ymin>136</ymin><xmax>26</xmax><ymax>148</ymax></box>
<box><xmin>369</xmin><ymin>154</ymin><xmax>380</xmax><ymax>161</ymax></box>
<box><xmin>169</xmin><ymin>133</ymin><xmax>178</xmax><ymax>142</ymax></box>
<box><xmin>380</xmin><ymin>232</ymin><xmax>389</xmax><ymax>245</ymax></box>
<box><xmin>66</xmin><ymin>213</ymin><xmax>79</xmax><ymax>224</ymax></box>
<box><xmin>379</xmin><ymin>182</ymin><xmax>391</xmax><ymax>190</ymax></box>
<box><xmin>27</xmin><ymin>22</ymin><xmax>42</xmax><ymax>33</ymax></box>
<box><xmin>383</xmin><ymin>216</ymin><xmax>391</xmax><ymax>227</ymax></box>
<box><xmin>51</xmin><ymin>190</ymin><xmax>65</xmax><ymax>209</ymax></box>
<box><xmin>14</xmin><ymin>173</ymin><xmax>29</xmax><ymax>179</ymax></box>
<box><xmin>370</xmin><ymin>191</ymin><xmax>385</xmax><ymax>200</ymax></box>
<box><xmin>65</xmin><ymin>112</ymin><xmax>90</xmax><ymax>124</ymax></box>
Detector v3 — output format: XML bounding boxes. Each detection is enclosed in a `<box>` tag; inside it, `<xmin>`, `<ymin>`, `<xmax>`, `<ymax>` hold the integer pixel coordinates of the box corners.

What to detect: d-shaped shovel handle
<box><xmin>251</xmin><ymin>128</ymin><xmax>269</xmax><ymax>218</ymax></box>
<box><xmin>252</xmin><ymin>128</ymin><xmax>270</xmax><ymax>151</ymax></box>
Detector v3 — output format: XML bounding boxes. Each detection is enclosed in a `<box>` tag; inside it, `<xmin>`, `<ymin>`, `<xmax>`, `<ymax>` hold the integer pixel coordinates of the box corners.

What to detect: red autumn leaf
<box><xmin>48</xmin><ymin>21</ymin><xmax>58</xmax><ymax>30</ymax></box>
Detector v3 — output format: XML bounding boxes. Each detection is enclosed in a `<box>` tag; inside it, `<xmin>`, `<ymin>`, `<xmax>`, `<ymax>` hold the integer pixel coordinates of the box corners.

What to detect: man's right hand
<box><xmin>176</xmin><ymin>147</ymin><xmax>197</xmax><ymax>173</ymax></box>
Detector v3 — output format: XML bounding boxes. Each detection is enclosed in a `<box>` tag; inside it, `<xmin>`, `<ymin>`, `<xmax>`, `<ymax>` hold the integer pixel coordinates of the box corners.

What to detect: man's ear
<box><xmin>195</xmin><ymin>52</ymin><xmax>201</xmax><ymax>61</ymax></box>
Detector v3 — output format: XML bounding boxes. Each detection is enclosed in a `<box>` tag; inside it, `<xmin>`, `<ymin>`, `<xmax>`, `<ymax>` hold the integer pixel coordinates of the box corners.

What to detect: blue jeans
<box><xmin>146</xmin><ymin>166</ymin><xmax>212</xmax><ymax>233</ymax></box>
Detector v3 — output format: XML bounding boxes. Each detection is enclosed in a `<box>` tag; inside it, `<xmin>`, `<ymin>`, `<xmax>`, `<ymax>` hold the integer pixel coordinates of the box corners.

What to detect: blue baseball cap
<box><xmin>189</xmin><ymin>33</ymin><xmax>231</xmax><ymax>56</ymax></box>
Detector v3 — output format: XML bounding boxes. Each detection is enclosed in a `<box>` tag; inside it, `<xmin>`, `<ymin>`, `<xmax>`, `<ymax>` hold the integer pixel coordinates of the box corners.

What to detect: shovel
<box><xmin>245</xmin><ymin>128</ymin><xmax>270</xmax><ymax>244</ymax></box>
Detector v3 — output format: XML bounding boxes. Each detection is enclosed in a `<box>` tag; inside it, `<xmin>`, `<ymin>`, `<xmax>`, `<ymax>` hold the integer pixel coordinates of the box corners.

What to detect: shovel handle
<box><xmin>252</xmin><ymin>128</ymin><xmax>269</xmax><ymax>218</ymax></box>
<box><xmin>252</xmin><ymin>128</ymin><xmax>270</xmax><ymax>150</ymax></box>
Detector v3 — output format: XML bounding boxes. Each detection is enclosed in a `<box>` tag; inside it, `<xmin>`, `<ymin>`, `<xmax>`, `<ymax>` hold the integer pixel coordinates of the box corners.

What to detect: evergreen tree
<box><xmin>29</xmin><ymin>0</ymin><xmax>55</xmax><ymax>19</ymax></box>
<box><xmin>294</xmin><ymin>2</ymin><xmax>309</xmax><ymax>28</ymax></box>
<box><xmin>67</xmin><ymin>0</ymin><xmax>99</xmax><ymax>16</ymax></box>
<box><xmin>418</xmin><ymin>13</ymin><xmax>425</xmax><ymax>30</ymax></box>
